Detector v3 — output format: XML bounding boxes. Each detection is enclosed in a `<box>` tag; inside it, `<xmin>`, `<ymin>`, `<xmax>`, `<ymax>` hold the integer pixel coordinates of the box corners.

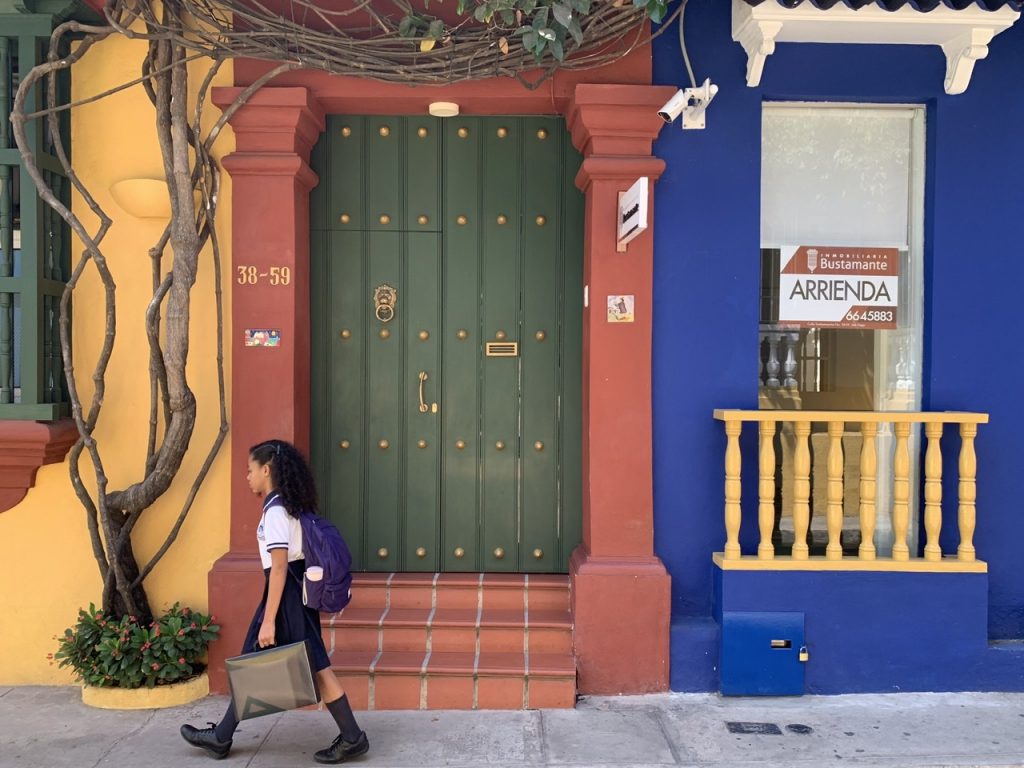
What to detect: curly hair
<box><xmin>249</xmin><ymin>439</ymin><xmax>319</xmax><ymax>519</ymax></box>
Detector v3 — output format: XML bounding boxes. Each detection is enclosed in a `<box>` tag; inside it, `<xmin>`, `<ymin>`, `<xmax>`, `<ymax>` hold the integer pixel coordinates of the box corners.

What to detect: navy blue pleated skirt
<box><xmin>241</xmin><ymin>559</ymin><xmax>332</xmax><ymax>672</ymax></box>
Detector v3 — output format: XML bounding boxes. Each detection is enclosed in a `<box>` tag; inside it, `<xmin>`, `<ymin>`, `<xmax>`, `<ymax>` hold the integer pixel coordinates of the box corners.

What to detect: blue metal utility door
<box><xmin>721</xmin><ymin>611</ymin><xmax>806</xmax><ymax>696</ymax></box>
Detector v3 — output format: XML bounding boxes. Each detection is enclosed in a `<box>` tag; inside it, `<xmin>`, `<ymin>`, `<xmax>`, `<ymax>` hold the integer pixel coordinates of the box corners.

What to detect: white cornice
<box><xmin>731</xmin><ymin>0</ymin><xmax>1020</xmax><ymax>94</ymax></box>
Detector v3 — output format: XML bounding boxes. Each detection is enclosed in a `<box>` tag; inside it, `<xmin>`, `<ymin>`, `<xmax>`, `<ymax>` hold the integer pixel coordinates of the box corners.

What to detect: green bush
<box><xmin>54</xmin><ymin>603</ymin><xmax>220</xmax><ymax>689</ymax></box>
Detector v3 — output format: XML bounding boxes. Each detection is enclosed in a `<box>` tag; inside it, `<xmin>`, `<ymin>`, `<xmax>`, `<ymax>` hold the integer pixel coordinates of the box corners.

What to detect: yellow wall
<box><xmin>0</xmin><ymin>35</ymin><xmax>234</xmax><ymax>684</ymax></box>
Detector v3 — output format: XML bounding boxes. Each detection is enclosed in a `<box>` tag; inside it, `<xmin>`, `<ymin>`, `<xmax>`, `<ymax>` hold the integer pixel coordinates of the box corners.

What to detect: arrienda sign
<box><xmin>778</xmin><ymin>245</ymin><xmax>900</xmax><ymax>329</ymax></box>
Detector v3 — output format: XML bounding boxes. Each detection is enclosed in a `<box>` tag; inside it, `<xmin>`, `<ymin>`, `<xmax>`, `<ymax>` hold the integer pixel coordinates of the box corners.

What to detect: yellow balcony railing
<box><xmin>712</xmin><ymin>410</ymin><xmax>989</xmax><ymax>573</ymax></box>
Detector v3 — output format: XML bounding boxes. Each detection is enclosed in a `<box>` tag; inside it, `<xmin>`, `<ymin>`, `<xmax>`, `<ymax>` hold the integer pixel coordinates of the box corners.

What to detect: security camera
<box><xmin>658</xmin><ymin>78</ymin><xmax>719</xmax><ymax>130</ymax></box>
<box><xmin>658</xmin><ymin>89</ymin><xmax>688</xmax><ymax>123</ymax></box>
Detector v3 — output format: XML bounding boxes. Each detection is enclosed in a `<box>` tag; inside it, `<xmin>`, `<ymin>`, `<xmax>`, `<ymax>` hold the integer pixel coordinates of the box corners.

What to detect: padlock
<box><xmin>798</xmin><ymin>645</ymin><xmax>809</xmax><ymax>663</ymax></box>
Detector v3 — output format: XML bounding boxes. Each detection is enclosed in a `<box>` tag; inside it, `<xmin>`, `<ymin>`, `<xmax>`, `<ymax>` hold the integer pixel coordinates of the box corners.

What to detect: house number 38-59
<box><xmin>236</xmin><ymin>266</ymin><xmax>291</xmax><ymax>285</ymax></box>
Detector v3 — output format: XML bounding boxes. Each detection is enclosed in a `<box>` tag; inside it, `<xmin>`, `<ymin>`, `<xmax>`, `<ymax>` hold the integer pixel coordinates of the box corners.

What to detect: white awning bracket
<box><xmin>731</xmin><ymin>0</ymin><xmax>1020</xmax><ymax>95</ymax></box>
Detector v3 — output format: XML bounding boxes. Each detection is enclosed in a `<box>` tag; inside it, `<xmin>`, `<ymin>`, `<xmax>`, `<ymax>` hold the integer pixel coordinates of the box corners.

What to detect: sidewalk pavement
<box><xmin>1</xmin><ymin>686</ymin><xmax>1023</xmax><ymax>768</ymax></box>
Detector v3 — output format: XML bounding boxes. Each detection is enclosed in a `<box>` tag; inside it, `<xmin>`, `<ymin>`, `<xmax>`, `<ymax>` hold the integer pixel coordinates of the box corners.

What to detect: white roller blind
<box><xmin>761</xmin><ymin>106</ymin><xmax>913</xmax><ymax>248</ymax></box>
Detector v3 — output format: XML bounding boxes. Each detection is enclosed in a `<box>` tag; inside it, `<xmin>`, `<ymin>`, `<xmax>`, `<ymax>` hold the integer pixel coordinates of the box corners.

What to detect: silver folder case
<box><xmin>225</xmin><ymin>641</ymin><xmax>321</xmax><ymax>720</ymax></box>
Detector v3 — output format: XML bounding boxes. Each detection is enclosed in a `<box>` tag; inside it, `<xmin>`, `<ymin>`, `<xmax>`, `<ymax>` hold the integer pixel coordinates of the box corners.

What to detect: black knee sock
<box><xmin>214</xmin><ymin>701</ymin><xmax>239</xmax><ymax>743</ymax></box>
<box><xmin>326</xmin><ymin>694</ymin><xmax>361</xmax><ymax>741</ymax></box>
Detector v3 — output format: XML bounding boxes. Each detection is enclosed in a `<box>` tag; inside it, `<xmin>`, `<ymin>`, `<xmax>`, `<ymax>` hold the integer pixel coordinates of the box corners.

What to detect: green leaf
<box><xmin>520</xmin><ymin>0</ymin><xmax>539</xmax><ymax>13</ymax></box>
<box><xmin>532</xmin><ymin>6</ymin><xmax>549</xmax><ymax>29</ymax></box>
<box><xmin>550</xmin><ymin>39</ymin><xmax>564</xmax><ymax>61</ymax></box>
<box><xmin>648</xmin><ymin>1</ymin><xmax>666</xmax><ymax>23</ymax></box>
<box><xmin>552</xmin><ymin>2</ymin><xmax>572</xmax><ymax>28</ymax></box>
<box><xmin>474</xmin><ymin>4</ymin><xmax>489</xmax><ymax>21</ymax></box>
<box><xmin>538</xmin><ymin>26</ymin><xmax>556</xmax><ymax>41</ymax></box>
<box><xmin>567</xmin><ymin>16</ymin><xmax>583</xmax><ymax>44</ymax></box>
<box><xmin>500</xmin><ymin>8</ymin><xmax>515</xmax><ymax>25</ymax></box>
<box><xmin>399</xmin><ymin>16</ymin><xmax>415</xmax><ymax>37</ymax></box>
<box><xmin>522</xmin><ymin>29</ymin><xmax>537</xmax><ymax>50</ymax></box>
<box><xmin>429</xmin><ymin>19</ymin><xmax>445</xmax><ymax>39</ymax></box>
<box><xmin>570</xmin><ymin>0</ymin><xmax>591</xmax><ymax>12</ymax></box>
<box><xmin>633</xmin><ymin>0</ymin><xmax>650</xmax><ymax>6</ymax></box>
<box><xmin>457</xmin><ymin>0</ymin><xmax>467</xmax><ymax>12</ymax></box>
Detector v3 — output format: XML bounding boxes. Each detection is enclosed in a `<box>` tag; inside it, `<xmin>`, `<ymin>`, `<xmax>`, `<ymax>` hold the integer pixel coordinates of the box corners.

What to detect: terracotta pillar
<box><xmin>567</xmin><ymin>83</ymin><xmax>675</xmax><ymax>694</ymax></box>
<box><xmin>206</xmin><ymin>87</ymin><xmax>324</xmax><ymax>692</ymax></box>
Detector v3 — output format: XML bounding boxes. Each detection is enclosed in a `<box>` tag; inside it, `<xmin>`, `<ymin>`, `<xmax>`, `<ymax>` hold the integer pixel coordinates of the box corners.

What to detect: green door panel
<box><xmin>404</xmin><ymin>232</ymin><xmax>442</xmax><ymax>571</ymax></box>
<box><xmin>312</xmin><ymin>115</ymin><xmax>583</xmax><ymax>573</ymax></box>
<box><xmin>479</xmin><ymin>120</ymin><xmax>521</xmax><ymax>572</ymax></box>
<box><xmin>365</xmin><ymin>232</ymin><xmax>403</xmax><ymax>570</ymax></box>
<box><xmin>519</xmin><ymin>117</ymin><xmax>562</xmax><ymax>572</ymax></box>
<box><xmin>441</xmin><ymin>118</ymin><xmax>482</xmax><ymax>571</ymax></box>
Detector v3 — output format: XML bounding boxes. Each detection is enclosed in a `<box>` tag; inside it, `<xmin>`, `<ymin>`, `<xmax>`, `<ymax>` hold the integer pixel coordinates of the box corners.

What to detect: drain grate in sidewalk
<box><xmin>726</xmin><ymin>722</ymin><xmax>783</xmax><ymax>735</ymax></box>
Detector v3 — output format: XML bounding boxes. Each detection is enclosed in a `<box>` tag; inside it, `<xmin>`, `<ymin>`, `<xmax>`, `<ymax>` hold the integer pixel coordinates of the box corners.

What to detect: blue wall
<box><xmin>650</xmin><ymin>0</ymin><xmax>1024</xmax><ymax>689</ymax></box>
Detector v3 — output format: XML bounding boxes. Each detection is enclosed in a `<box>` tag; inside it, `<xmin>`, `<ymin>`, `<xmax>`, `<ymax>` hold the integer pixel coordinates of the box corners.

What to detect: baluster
<box><xmin>43</xmin><ymin>295</ymin><xmax>54</xmax><ymax>402</ymax></box>
<box><xmin>765</xmin><ymin>333</ymin><xmax>780</xmax><ymax>388</ymax></box>
<box><xmin>958</xmin><ymin>423</ymin><xmax>978</xmax><ymax>562</ymax></box>
<box><xmin>923</xmin><ymin>422</ymin><xmax>944</xmax><ymax>562</ymax></box>
<box><xmin>782</xmin><ymin>332</ymin><xmax>798</xmax><ymax>389</ymax></box>
<box><xmin>0</xmin><ymin>36</ymin><xmax>13</xmax><ymax>405</ymax></box>
<box><xmin>792</xmin><ymin>420</ymin><xmax>811</xmax><ymax>560</ymax></box>
<box><xmin>858</xmin><ymin>422</ymin><xmax>877</xmax><ymax>560</ymax></box>
<box><xmin>724</xmin><ymin>420</ymin><xmax>742</xmax><ymax>559</ymax></box>
<box><xmin>892</xmin><ymin>422</ymin><xmax>911</xmax><ymax>560</ymax></box>
<box><xmin>758</xmin><ymin>420</ymin><xmax>776</xmax><ymax>559</ymax></box>
<box><xmin>826</xmin><ymin>420</ymin><xmax>844</xmax><ymax>560</ymax></box>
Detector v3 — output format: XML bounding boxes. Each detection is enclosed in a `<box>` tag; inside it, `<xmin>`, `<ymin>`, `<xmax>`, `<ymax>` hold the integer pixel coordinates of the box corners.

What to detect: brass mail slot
<box><xmin>485</xmin><ymin>341</ymin><xmax>519</xmax><ymax>357</ymax></box>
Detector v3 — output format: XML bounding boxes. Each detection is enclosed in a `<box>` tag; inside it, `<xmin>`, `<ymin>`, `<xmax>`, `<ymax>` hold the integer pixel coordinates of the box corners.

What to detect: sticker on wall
<box><xmin>607</xmin><ymin>295</ymin><xmax>635</xmax><ymax>323</ymax></box>
<box><xmin>779</xmin><ymin>245</ymin><xmax>899</xmax><ymax>329</ymax></box>
<box><xmin>245</xmin><ymin>329</ymin><xmax>282</xmax><ymax>347</ymax></box>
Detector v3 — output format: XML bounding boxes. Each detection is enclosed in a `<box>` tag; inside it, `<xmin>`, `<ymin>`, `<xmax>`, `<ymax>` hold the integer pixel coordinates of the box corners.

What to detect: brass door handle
<box><xmin>418</xmin><ymin>371</ymin><xmax>429</xmax><ymax>413</ymax></box>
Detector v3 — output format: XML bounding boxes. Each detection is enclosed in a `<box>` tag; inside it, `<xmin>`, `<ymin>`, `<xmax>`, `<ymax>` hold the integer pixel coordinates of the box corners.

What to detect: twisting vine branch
<box><xmin>12</xmin><ymin>0</ymin><xmax>664</xmax><ymax>619</ymax></box>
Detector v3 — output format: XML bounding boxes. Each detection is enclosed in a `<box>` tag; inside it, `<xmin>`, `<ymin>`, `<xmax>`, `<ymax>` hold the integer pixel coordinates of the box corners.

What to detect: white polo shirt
<box><xmin>256</xmin><ymin>491</ymin><xmax>305</xmax><ymax>569</ymax></box>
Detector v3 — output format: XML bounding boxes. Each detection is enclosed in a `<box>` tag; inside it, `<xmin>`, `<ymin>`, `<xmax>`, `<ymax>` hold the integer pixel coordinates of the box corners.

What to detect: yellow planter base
<box><xmin>82</xmin><ymin>671</ymin><xmax>209</xmax><ymax>710</ymax></box>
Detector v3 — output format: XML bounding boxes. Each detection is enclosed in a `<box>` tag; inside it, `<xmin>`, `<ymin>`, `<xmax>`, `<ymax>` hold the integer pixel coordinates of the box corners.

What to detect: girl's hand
<box><xmin>258</xmin><ymin>619</ymin><xmax>276</xmax><ymax>648</ymax></box>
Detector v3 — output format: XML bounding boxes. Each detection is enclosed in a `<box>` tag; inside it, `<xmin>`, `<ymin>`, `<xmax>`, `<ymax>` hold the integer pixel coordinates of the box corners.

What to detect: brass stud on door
<box><xmin>455</xmin><ymin>440</ymin><xmax>466</xmax><ymax>450</ymax></box>
<box><xmin>341</xmin><ymin>126</ymin><xmax>352</xmax><ymax>137</ymax></box>
<box><xmin>535</xmin><ymin>215</ymin><xmax>546</xmax><ymax>227</ymax></box>
<box><xmin>379</xmin><ymin>328</ymin><xmax>390</xmax><ymax>339</ymax></box>
<box><xmin>417</xmin><ymin>127</ymin><xmax>428</xmax><ymax>138</ymax></box>
<box><xmin>534</xmin><ymin>441</ymin><xmax>544</xmax><ymax>452</ymax></box>
<box><xmin>456</xmin><ymin>215</ymin><xmax>468</xmax><ymax>226</ymax></box>
<box><xmin>339</xmin><ymin>214</ymin><xmax>351</xmax><ymax>224</ymax></box>
<box><xmin>418</xmin><ymin>330</ymin><xmax>429</xmax><ymax>341</ymax></box>
<box><xmin>379</xmin><ymin>214</ymin><xmax>391</xmax><ymax>225</ymax></box>
<box><xmin>417</xmin><ymin>439</ymin><xmax>428</xmax><ymax>449</ymax></box>
<box><xmin>416</xmin><ymin>547</ymin><xmax>427</xmax><ymax>558</ymax></box>
<box><xmin>533</xmin><ymin>548</ymin><xmax>544</xmax><ymax>560</ymax></box>
<box><xmin>495</xmin><ymin>330</ymin><xmax>507</xmax><ymax>340</ymax></box>
<box><xmin>379</xmin><ymin>439</ymin><xmax>390</xmax><ymax>450</ymax></box>
<box><xmin>339</xmin><ymin>440</ymin><xmax>350</xmax><ymax>450</ymax></box>
<box><xmin>493</xmin><ymin>547</ymin><xmax>505</xmax><ymax>560</ymax></box>
<box><xmin>457</xmin><ymin>329</ymin><xmax>468</xmax><ymax>340</ymax></box>
<box><xmin>379</xmin><ymin>126</ymin><xmax>390</xmax><ymax>137</ymax></box>
<box><xmin>496</xmin><ymin>214</ymin><xmax>507</xmax><ymax>225</ymax></box>
<box><xmin>497</xmin><ymin>127</ymin><xmax>508</xmax><ymax>138</ymax></box>
<box><xmin>535</xmin><ymin>330</ymin><xmax>546</xmax><ymax>342</ymax></box>
<box><xmin>495</xmin><ymin>440</ymin><xmax>505</xmax><ymax>451</ymax></box>
<box><xmin>457</xmin><ymin>127</ymin><xmax>469</xmax><ymax>138</ymax></box>
<box><xmin>454</xmin><ymin>547</ymin><xmax>465</xmax><ymax>559</ymax></box>
<box><xmin>377</xmin><ymin>547</ymin><xmax>389</xmax><ymax>559</ymax></box>
<box><xmin>537</xmin><ymin>128</ymin><xmax>548</xmax><ymax>139</ymax></box>
<box><xmin>340</xmin><ymin>329</ymin><xmax>352</xmax><ymax>340</ymax></box>
<box><xmin>417</xmin><ymin>215</ymin><xmax>429</xmax><ymax>226</ymax></box>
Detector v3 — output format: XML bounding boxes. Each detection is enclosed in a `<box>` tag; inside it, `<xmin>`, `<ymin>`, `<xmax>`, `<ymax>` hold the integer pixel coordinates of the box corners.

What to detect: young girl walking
<box><xmin>180</xmin><ymin>439</ymin><xmax>368</xmax><ymax>764</ymax></box>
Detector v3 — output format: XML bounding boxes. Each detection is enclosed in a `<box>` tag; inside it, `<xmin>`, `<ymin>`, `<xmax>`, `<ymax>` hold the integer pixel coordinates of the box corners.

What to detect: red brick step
<box><xmin>319</xmin><ymin>573</ymin><xmax>576</xmax><ymax>710</ymax></box>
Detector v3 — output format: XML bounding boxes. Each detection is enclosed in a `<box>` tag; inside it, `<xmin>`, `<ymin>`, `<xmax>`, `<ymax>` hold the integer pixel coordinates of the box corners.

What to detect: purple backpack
<box><xmin>298</xmin><ymin>511</ymin><xmax>353</xmax><ymax>614</ymax></box>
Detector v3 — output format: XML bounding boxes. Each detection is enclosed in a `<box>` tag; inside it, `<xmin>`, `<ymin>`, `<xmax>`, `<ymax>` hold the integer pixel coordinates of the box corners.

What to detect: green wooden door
<box><xmin>311</xmin><ymin>116</ymin><xmax>582</xmax><ymax>573</ymax></box>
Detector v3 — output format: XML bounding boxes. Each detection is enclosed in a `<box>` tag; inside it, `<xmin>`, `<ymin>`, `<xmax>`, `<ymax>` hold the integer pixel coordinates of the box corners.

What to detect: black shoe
<box><xmin>314</xmin><ymin>731</ymin><xmax>369</xmax><ymax>764</ymax></box>
<box><xmin>180</xmin><ymin>723</ymin><xmax>233</xmax><ymax>760</ymax></box>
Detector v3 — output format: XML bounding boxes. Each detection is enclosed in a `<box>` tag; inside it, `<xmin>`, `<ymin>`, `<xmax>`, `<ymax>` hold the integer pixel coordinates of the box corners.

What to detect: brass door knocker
<box><xmin>374</xmin><ymin>284</ymin><xmax>397</xmax><ymax>323</ymax></box>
